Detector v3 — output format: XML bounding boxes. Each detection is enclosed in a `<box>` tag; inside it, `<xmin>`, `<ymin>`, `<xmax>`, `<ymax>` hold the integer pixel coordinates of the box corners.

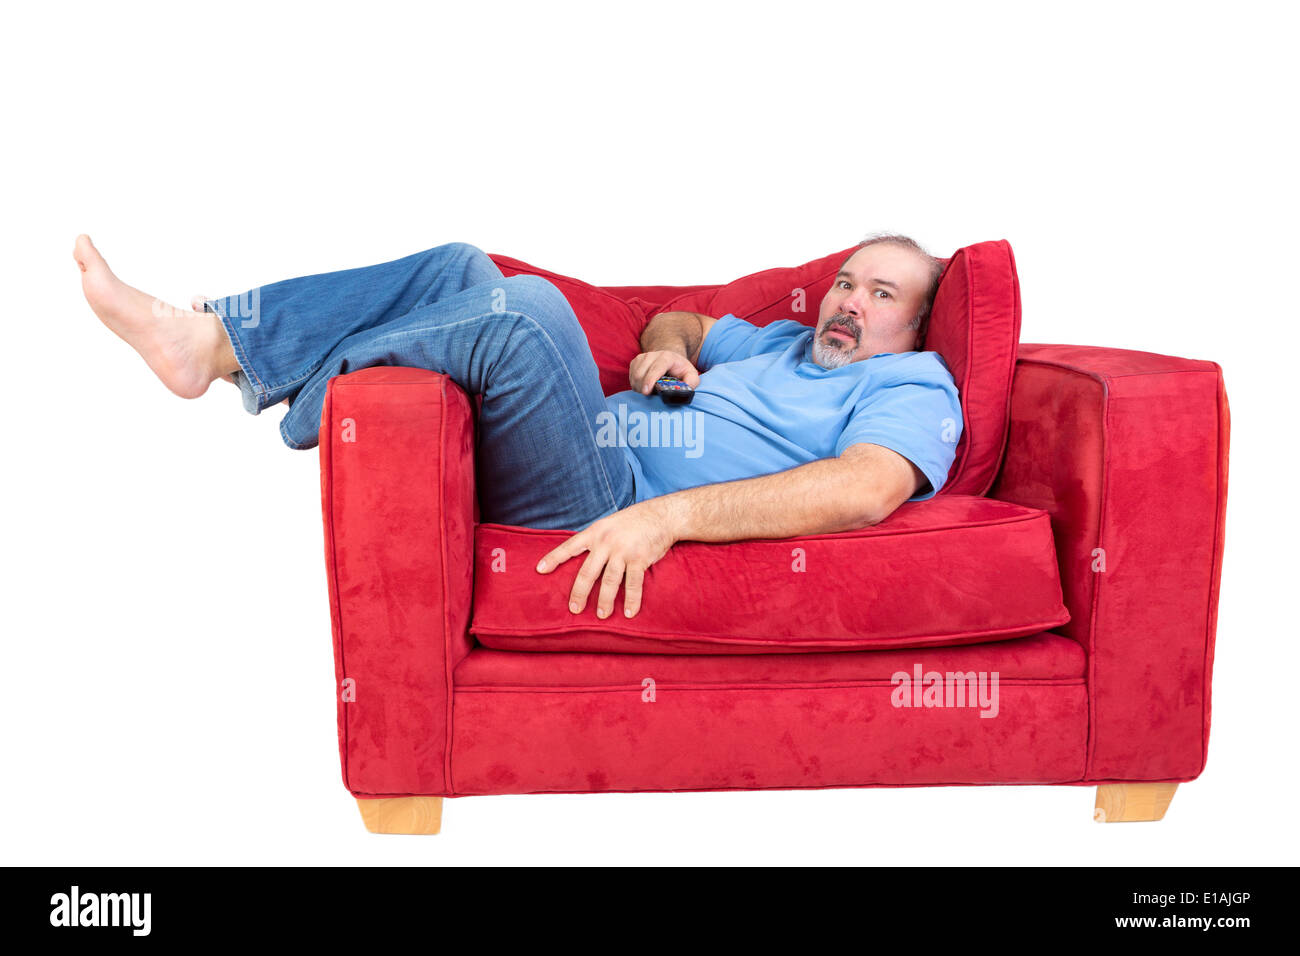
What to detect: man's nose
<box><xmin>840</xmin><ymin>293</ymin><xmax>863</xmax><ymax>317</ymax></box>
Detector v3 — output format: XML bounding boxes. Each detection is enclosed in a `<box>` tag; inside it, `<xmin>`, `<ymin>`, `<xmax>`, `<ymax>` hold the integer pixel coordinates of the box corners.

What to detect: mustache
<box><xmin>821</xmin><ymin>313</ymin><xmax>860</xmax><ymax>343</ymax></box>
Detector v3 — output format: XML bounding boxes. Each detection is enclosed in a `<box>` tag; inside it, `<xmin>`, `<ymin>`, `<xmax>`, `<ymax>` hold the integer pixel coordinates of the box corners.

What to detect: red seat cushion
<box><xmin>471</xmin><ymin>495</ymin><xmax>1069</xmax><ymax>654</ymax></box>
<box><xmin>492</xmin><ymin>238</ymin><xmax>1021</xmax><ymax>500</ymax></box>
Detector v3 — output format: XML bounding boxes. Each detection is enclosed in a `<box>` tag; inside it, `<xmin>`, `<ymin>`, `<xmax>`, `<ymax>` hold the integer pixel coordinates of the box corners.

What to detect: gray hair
<box><xmin>844</xmin><ymin>233</ymin><xmax>946</xmax><ymax>346</ymax></box>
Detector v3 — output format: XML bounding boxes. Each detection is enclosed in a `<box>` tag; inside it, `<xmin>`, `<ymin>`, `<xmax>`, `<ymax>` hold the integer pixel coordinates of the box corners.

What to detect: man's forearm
<box><xmin>639</xmin><ymin>311</ymin><xmax>711</xmax><ymax>364</ymax></box>
<box><xmin>654</xmin><ymin>456</ymin><xmax>885</xmax><ymax>543</ymax></box>
<box><xmin>539</xmin><ymin>443</ymin><xmax>919</xmax><ymax>618</ymax></box>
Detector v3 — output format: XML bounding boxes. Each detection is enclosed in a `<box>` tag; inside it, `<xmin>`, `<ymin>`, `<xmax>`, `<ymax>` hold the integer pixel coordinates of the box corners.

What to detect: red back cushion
<box><xmin>491</xmin><ymin>239</ymin><xmax>1021</xmax><ymax>498</ymax></box>
<box><xmin>924</xmin><ymin>241</ymin><xmax>1022</xmax><ymax>496</ymax></box>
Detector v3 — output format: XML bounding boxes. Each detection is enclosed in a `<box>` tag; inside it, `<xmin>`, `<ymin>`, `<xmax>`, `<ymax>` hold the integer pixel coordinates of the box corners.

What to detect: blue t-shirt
<box><xmin>601</xmin><ymin>314</ymin><xmax>963</xmax><ymax>504</ymax></box>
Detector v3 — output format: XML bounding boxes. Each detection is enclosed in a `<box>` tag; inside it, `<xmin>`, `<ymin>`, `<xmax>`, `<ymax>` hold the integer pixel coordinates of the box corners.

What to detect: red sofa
<box><xmin>320</xmin><ymin>240</ymin><xmax>1230</xmax><ymax>834</ymax></box>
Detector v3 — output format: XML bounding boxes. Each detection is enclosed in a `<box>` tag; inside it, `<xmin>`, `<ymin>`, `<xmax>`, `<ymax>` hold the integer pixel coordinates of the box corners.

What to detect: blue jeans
<box><xmin>205</xmin><ymin>243</ymin><xmax>637</xmax><ymax>530</ymax></box>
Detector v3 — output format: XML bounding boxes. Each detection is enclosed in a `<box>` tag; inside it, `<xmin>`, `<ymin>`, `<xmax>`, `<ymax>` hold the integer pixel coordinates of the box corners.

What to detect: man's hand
<box><xmin>535</xmin><ymin>499</ymin><xmax>681</xmax><ymax>619</ymax></box>
<box><xmin>632</xmin><ymin>310</ymin><xmax>716</xmax><ymax>390</ymax></box>
<box><xmin>628</xmin><ymin>350</ymin><xmax>701</xmax><ymax>395</ymax></box>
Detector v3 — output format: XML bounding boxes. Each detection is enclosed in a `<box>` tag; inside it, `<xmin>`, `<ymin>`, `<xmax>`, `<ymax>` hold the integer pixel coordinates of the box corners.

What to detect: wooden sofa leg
<box><xmin>1094</xmin><ymin>783</ymin><xmax>1178</xmax><ymax>822</ymax></box>
<box><xmin>357</xmin><ymin>796</ymin><xmax>443</xmax><ymax>834</ymax></box>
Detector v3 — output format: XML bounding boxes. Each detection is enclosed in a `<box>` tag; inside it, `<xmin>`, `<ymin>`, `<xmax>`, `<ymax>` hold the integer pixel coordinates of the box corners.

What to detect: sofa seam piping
<box><xmin>454</xmin><ymin>677</ymin><xmax>1087</xmax><ymax>693</ymax></box>
<box><xmin>476</xmin><ymin>507</ymin><xmax>1051</xmax><ymax>541</ymax></box>
<box><xmin>323</xmin><ymin>382</ymin><xmax>351</xmax><ymax>793</ymax></box>
<box><xmin>1200</xmin><ymin>368</ymin><xmax>1228</xmax><ymax>775</ymax></box>
<box><xmin>981</xmin><ymin>240</ymin><xmax>1021</xmax><ymax>497</ymax></box>
<box><xmin>439</xmin><ymin>376</ymin><xmax>458</xmax><ymax>797</ymax></box>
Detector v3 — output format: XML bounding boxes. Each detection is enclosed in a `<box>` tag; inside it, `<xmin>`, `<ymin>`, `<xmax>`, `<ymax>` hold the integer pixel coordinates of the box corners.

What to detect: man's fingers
<box><xmin>640</xmin><ymin>354</ymin><xmax>664</xmax><ymax>393</ymax></box>
<box><xmin>663</xmin><ymin>353</ymin><xmax>700</xmax><ymax>389</ymax></box>
<box><xmin>622</xmin><ymin>565</ymin><xmax>646</xmax><ymax>618</ymax></box>
<box><xmin>631</xmin><ymin>352</ymin><xmax>668</xmax><ymax>393</ymax></box>
<box><xmin>595</xmin><ymin>558</ymin><xmax>626</xmax><ymax>619</ymax></box>
<box><xmin>567</xmin><ymin>550</ymin><xmax>607</xmax><ymax>613</ymax></box>
<box><xmin>628</xmin><ymin>353</ymin><xmax>649</xmax><ymax>390</ymax></box>
<box><xmin>646</xmin><ymin>353</ymin><xmax>680</xmax><ymax>393</ymax></box>
<box><xmin>631</xmin><ymin>351</ymin><xmax>701</xmax><ymax>394</ymax></box>
<box><xmin>536</xmin><ymin>532</ymin><xmax>589</xmax><ymax>575</ymax></box>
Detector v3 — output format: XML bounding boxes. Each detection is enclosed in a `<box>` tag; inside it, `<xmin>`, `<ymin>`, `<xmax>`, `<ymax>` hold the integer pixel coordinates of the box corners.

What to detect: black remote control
<box><xmin>652</xmin><ymin>375</ymin><xmax>695</xmax><ymax>405</ymax></box>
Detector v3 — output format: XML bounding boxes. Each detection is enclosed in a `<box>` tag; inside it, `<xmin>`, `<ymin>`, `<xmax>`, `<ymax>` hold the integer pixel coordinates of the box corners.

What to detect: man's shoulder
<box><xmin>705</xmin><ymin>316</ymin><xmax>811</xmax><ymax>367</ymax></box>
<box><xmin>731</xmin><ymin>316</ymin><xmax>813</xmax><ymax>342</ymax></box>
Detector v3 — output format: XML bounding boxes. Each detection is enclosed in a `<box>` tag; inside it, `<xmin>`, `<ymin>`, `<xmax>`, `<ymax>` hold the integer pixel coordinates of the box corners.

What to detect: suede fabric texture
<box><xmin>321</xmin><ymin>367</ymin><xmax>475</xmax><ymax>797</ymax></box>
<box><xmin>989</xmin><ymin>345</ymin><xmax>1229</xmax><ymax>782</ymax></box>
<box><xmin>471</xmin><ymin>495</ymin><xmax>1069</xmax><ymax>653</ymax></box>
<box><xmin>321</xmin><ymin>250</ymin><xmax>1229</xmax><ymax>800</ymax></box>
<box><xmin>449</xmin><ymin>680</ymin><xmax>1087</xmax><ymax>794</ymax></box>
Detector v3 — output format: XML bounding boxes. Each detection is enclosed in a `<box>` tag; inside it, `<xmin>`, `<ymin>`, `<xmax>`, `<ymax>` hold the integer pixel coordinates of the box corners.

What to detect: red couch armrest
<box><xmin>989</xmin><ymin>344</ymin><xmax>1230</xmax><ymax>782</ymax></box>
<box><xmin>319</xmin><ymin>367</ymin><xmax>476</xmax><ymax>797</ymax></box>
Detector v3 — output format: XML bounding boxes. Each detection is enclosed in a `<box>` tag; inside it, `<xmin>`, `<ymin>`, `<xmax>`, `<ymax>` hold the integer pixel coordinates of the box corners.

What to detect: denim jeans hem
<box><xmin>204</xmin><ymin>300</ymin><xmax>269</xmax><ymax>416</ymax></box>
<box><xmin>280</xmin><ymin>415</ymin><xmax>316</xmax><ymax>451</ymax></box>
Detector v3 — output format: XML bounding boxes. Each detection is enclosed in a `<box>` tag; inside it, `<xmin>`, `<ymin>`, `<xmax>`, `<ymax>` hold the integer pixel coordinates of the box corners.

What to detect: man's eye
<box><xmin>838</xmin><ymin>281</ymin><xmax>852</xmax><ymax>290</ymax></box>
<box><xmin>875</xmin><ymin>289</ymin><xmax>891</xmax><ymax>299</ymax></box>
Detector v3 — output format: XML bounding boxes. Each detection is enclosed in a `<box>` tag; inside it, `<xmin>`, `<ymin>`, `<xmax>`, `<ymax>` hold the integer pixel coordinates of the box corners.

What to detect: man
<box><xmin>74</xmin><ymin>233</ymin><xmax>961</xmax><ymax>620</ymax></box>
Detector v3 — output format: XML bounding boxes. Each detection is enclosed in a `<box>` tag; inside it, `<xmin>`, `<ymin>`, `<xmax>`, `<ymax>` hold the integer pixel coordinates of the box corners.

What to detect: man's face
<box><xmin>812</xmin><ymin>243</ymin><xmax>933</xmax><ymax>369</ymax></box>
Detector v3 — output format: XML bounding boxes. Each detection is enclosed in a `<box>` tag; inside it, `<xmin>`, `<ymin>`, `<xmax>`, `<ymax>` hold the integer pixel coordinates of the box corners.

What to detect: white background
<box><xmin>2</xmin><ymin>0</ymin><xmax>1296</xmax><ymax>865</ymax></box>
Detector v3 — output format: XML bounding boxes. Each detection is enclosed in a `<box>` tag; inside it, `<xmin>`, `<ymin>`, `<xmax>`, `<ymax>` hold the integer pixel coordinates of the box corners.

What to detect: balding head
<box><xmin>811</xmin><ymin>234</ymin><xmax>945</xmax><ymax>368</ymax></box>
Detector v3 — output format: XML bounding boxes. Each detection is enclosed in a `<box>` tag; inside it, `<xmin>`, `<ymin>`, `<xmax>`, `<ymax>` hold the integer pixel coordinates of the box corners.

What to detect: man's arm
<box><xmin>639</xmin><ymin>310</ymin><xmax>718</xmax><ymax>365</ymax></box>
<box><xmin>535</xmin><ymin>442</ymin><xmax>925</xmax><ymax>619</ymax></box>
<box><xmin>627</xmin><ymin>311</ymin><xmax>718</xmax><ymax>394</ymax></box>
<box><xmin>662</xmin><ymin>441</ymin><xmax>923</xmax><ymax>541</ymax></box>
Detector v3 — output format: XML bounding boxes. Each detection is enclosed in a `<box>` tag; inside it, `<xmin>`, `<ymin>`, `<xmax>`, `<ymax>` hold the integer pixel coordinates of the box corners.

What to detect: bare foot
<box><xmin>191</xmin><ymin>295</ymin><xmax>238</xmax><ymax>385</ymax></box>
<box><xmin>74</xmin><ymin>234</ymin><xmax>233</xmax><ymax>398</ymax></box>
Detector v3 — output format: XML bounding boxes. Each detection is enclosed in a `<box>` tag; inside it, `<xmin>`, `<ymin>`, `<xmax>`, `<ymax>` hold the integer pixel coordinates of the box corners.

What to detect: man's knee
<box><xmin>428</xmin><ymin>241</ymin><xmax>492</xmax><ymax>270</ymax></box>
<box><xmin>497</xmin><ymin>274</ymin><xmax>580</xmax><ymax>335</ymax></box>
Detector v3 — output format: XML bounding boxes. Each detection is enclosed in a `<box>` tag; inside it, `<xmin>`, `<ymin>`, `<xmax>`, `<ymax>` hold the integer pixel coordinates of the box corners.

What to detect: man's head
<box><xmin>811</xmin><ymin>234</ymin><xmax>945</xmax><ymax>369</ymax></box>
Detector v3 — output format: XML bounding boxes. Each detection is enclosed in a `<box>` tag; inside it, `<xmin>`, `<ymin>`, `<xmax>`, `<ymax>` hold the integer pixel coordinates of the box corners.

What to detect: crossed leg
<box><xmin>75</xmin><ymin>236</ymin><xmax>636</xmax><ymax>530</ymax></box>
